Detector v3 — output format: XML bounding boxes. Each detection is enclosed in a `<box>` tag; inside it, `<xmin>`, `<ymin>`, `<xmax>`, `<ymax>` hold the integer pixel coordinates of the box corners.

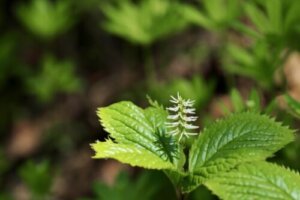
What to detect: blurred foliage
<box><xmin>188</xmin><ymin>186</ymin><xmax>216</xmax><ymax>200</ymax></box>
<box><xmin>183</xmin><ymin>0</ymin><xmax>241</xmax><ymax>32</ymax></box>
<box><xmin>19</xmin><ymin>160</ymin><xmax>53</xmax><ymax>199</ymax></box>
<box><xmin>149</xmin><ymin>76</ymin><xmax>214</xmax><ymax>110</ymax></box>
<box><xmin>222</xmin><ymin>0</ymin><xmax>300</xmax><ymax>90</ymax></box>
<box><xmin>17</xmin><ymin>0</ymin><xmax>75</xmax><ymax>39</ymax></box>
<box><xmin>101</xmin><ymin>0</ymin><xmax>192</xmax><ymax>45</ymax></box>
<box><xmin>284</xmin><ymin>94</ymin><xmax>300</xmax><ymax>119</ymax></box>
<box><xmin>82</xmin><ymin>170</ymin><xmax>177</xmax><ymax>200</ymax></box>
<box><xmin>223</xmin><ymin>42</ymin><xmax>280</xmax><ymax>90</ymax></box>
<box><xmin>238</xmin><ymin>0</ymin><xmax>300</xmax><ymax>51</ymax></box>
<box><xmin>282</xmin><ymin>135</ymin><xmax>300</xmax><ymax>170</ymax></box>
<box><xmin>26</xmin><ymin>56</ymin><xmax>82</xmax><ymax>103</ymax></box>
<box><xmin>218</xmin><ymin>88</ymin><xmax>279</xmax><ymax>116</ymax></box>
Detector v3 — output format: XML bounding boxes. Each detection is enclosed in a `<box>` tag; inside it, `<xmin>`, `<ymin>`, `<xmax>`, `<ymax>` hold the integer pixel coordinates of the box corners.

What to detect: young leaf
<box><xmin>91</xmin><ymin>101</ymin><xmax>179</xmax><ymax>170</ymax></box>
<box><xmin>91</xmin><ymin>140</ymin><xmax>173</xmax><ymax>169</ymax></box>
<box><xmin>206</xmin><ymin>162</ymin><xmax>300</xmax><ymax>200</ymax></box>
<box><xmin>185</xmin><ymin>112</ymin><xmax>294</xmax><ymax>192</ymax></box>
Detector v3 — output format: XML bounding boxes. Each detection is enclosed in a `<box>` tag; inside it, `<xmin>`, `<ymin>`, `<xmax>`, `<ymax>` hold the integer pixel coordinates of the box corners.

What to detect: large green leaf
<box><xmin>206</xmin><ymin>162</ymin><xmax>300</xmax><ymax>200</ymax></box>
<box><xmin>91</xmin><ymin>101</ymin><xmax>179</xmax><ymax>170</ymax></box>
<box><xmin>185</xmin><ymin>112</ymin><xmax>294</xmax><ymax>192</ymax></box>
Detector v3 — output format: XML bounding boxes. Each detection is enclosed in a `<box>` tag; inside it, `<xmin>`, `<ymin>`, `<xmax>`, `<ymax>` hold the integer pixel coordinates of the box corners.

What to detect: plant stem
<box><xmin>176</xmin><ymin>189</ymin><xmax>189</xmax><ymax>200</ymax></box>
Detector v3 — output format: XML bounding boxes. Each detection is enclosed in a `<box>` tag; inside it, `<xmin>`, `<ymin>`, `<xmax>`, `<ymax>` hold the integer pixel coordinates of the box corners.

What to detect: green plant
<box><xmin>82</xmin><ymin>170</ymin><xmax>175</xmax><ymax>200</ymax></box>
<box><xmin>219</xmin><ymin>88</ymin><xmax>277</xmax><ymax>115</ymax></box>
<box><xmin>237</xmin><ymin>0</ymin><xmax>300</xmax><ymax>51</ymax></box>
<box><xmin>148</xmin><ymin>76</ymin><xmax>214</xmax><ymax>110</ymax></box>
<box><xmin>182</xmin><ymin>0</ymin><xmax>241</xmax><ymax>32</ymax></box>
<box><xmin>284</xmin><ymin>94</ymin><xmax>300</xmax><ymax>119</ymax></box>
<box><xmin>19</xmin><ymin>160</ymin><xmax>53</xmax><ymax>200</ymax></box>
<box><xmin>222</xmin><ymin>0</ymin><xmax>300</xmax><ymax>90</ymax></box>
<box><xmin>17</xmin><ymin>0</ymin><xmax>74</xmax><ymax>39</ymax></box>
<box><xmin>91</xmin><ymin>93</ymin><xmax>299</xmax><ymax>199</ymax></box>
<box><xmin>26</xmin><ymin>56</ymin><xmax>82</xmax><ymax>103</ymax></box>
<box><xmin>223</xmin><ymin>42</ymin><xmax>280</xmax><ymax>90</ymax></box>
<box><xmin>101</xmin><ymin>0</ymin><xmax>192</xmax><ymax>45</ymax></box>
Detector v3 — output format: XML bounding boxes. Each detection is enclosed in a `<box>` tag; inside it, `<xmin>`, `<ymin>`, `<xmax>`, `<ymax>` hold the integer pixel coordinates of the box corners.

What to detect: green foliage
<box><xmin>101</xmin><ymin>0</ymin><xmax>192</xmax><ymax>45</ymax></box>
<box><xmin>240</xmin><ymin>0</ymin><xmax>300</xmax><ymax>51</ymax></box>
<box><xmin>26</xmin><ymin>56</ymin><xmax>82</xmax><ymax>103</ymax></box>
<box><xmin>183</xmin><ymin>0</ymin><xmax>241</xmax><ymax>31</ymax></box>
<box><xmin>149</xmin><ymin>76</ymin><xmax>214</xmax><ymax>110</ymax></box>
<box><xmin>224</xmin><ymin>42</ymin><xmax>279</xmax><ymax>90</ymax></box>
<box><xmin>284</xmin><ymin>94</ymin><xmax>300</xmax><ymax>119</ymax></box>
<box><xmin>184</xmin><ymin>112</ymin><xmax>294</xmax><ymax>192</ymax></box>
<box><xmin>91</xmin><ymin>101</ymin><xmax>181</xmax><ymax>170</ymax></box>
<box><xmin>206</xmin><ymin>162</ymin><xmax>300</xmax><ymax>200</ymax></box>
<box><xmin>19</xmin><ymin>160</ymin><xmax>53</xmax><ymax>199</ymax></box>
<box><xmin>83</xmin><ymin>170</ymin><xmax>175</xmax><ymax>200</ymax></box>
<box><xmin>188</xmin><ymin>186</ymin><xmax>215</xmax><ymax>200</ymax></box>
<box><xmin>222</xmin><ymin>0</ymin><xmax>300</xmax><ymax>90</ymax></box>
<box><xmin>219</xmin><ymin>88</ymin><xmax>276</xmax><ymax>115</ymax></box>
<box><xmin>92</xmin><ymin>96</ymin><xmax>296</xmax><ymax>197</ymax></box>
<box><xmin>17</xmin><ymin>0</ymin><xmax>74</xmax><ymax>39</ymax></box>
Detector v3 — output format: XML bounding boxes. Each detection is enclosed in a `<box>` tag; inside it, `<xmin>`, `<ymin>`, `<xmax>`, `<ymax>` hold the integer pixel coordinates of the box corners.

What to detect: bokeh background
<box><xmin>1</xmin><ymin>0</ymin><xmax>300</xmax><ymax>199</ymax></box>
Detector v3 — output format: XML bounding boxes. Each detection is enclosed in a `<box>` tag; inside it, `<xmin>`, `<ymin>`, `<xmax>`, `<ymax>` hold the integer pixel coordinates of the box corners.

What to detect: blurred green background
<box><xmin>1</xmin><ymin>0</ymin><xmax>300</xmax><ymax>199</ymax></box>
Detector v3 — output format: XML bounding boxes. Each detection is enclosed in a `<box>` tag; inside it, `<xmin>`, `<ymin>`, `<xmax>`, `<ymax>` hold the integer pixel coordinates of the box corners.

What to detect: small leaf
<box><xmin>206</xmin><ymin>162</ymin><xmax>300</xmax><ymax>200</ymax></box>
<box><xmin>185</xmin><ymin>112</ymin><xmax>294</xmax><ymax>192</ymax></box>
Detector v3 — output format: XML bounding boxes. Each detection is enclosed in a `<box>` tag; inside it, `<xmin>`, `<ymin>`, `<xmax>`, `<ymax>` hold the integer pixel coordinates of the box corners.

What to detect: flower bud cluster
<box><xmin>165</xmin><ymin>93</ymin><xmax>199</xmax><ymax>141</ymax></box>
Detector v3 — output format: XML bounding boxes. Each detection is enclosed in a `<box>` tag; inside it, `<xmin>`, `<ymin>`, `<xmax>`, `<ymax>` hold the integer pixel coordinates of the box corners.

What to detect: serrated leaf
<box><xmin>97</xmin><ymin>101</ymin><xmax>157</xmax><ymax>149</ymax></box>
<box><xmin>206</xmin><ymin>162</ymin><xmax>300</xmax><ymax>200</ymax></box>
<box><xmin>91</xmin><ymin>140</ymin><xmax>174</xmax><ymax>169</ymax></box>
<box><xmin>92</xmin><ymin>101</ymin><xmax>179</xmax><ymax>170</ymax></box>
<box><xmin>185</xmin><ymin>112</ymin><xmax>294</xmax><ymax>192</ymax></box>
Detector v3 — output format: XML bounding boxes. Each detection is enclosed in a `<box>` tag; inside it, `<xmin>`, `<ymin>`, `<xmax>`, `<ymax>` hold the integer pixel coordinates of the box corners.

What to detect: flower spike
<box><xmin>166</xmin><ymin>93</ymin><xmax>199</xmax><ymax>141</ymax></box>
